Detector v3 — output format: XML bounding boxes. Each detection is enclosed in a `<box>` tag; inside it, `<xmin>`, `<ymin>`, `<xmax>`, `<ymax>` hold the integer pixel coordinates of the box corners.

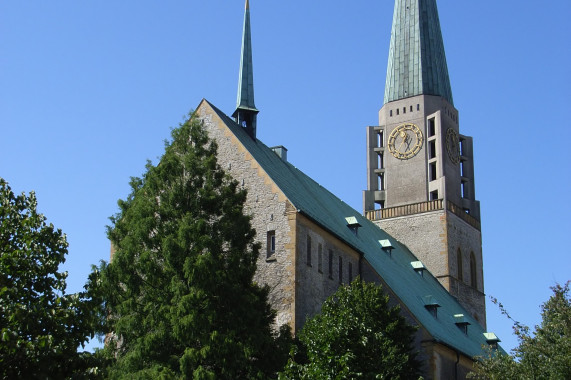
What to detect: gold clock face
<box><xmin>446</xmin><ymin>128</ymin><xmax>460</xmax><ymax>164</ymax></box>
<box><xmin>388</xmin><ymin>123</ymin><xmax>423</xmax><ymax>160</ymax></box>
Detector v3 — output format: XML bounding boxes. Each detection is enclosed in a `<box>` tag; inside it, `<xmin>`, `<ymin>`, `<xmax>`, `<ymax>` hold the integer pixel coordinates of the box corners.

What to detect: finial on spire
<box><xmin>233</xmin><ymin>0</ymin><xmax>258</xmax><ymax>138</ymax></box>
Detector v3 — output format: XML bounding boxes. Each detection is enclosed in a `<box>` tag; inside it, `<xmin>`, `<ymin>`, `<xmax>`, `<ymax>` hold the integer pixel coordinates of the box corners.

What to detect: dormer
<box><xmin>454</xmin><ymin>314</ymin><xmax>471</xmax><ymax>335</ymax></box>
<box><xmin>411</xmin><ymin>261</ymin><xmax>426</xmax><ymax>276</ymax></box>
<box><xmin>345</xmin><ymin>216</ymin><xmax>362</xmax><ymax>235</ymax></box>
<box><xmin>423</xmin><ymin>295</ymin><xmax>441</xmax><ymax>318</ymax></box>
<box><xmin>379</xmin><ymin>239</ymin><xmax>394</xmax><ymax>256</ymax></box>
<box><xmin>483</xmin><ymin>332</ymin><xmax>501</xmax><ymax>349</ymax></box>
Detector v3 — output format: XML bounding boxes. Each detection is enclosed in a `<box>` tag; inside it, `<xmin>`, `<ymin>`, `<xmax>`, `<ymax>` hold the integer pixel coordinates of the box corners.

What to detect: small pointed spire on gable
<box><xmin>233</xmin><ymin>0</ymin><xmax>259</xmax><ymax>138</ymax></box>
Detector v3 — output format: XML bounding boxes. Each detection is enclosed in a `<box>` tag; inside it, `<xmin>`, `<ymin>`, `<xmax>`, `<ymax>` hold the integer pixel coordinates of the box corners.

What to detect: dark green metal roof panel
<box><xmin>205</xmin><ymin>100</ymin><xmax>496</xmax><ymax>358</ymax></box>
<box><xmin>384</xmin><ymin>0</ymin><xmax>453</xmax><ymax>105</ymax></box>
<box><xmin>235</xmin><ymin>0</ymin><xmax>257</xmax><ymax>113</ymax></box>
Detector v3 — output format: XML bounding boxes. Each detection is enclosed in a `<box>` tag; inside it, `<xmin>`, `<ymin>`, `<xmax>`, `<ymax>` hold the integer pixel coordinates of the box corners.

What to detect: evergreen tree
<box><xmin>0</xmin><ymin>178</ymin><xmax>103</xmax><ymax>379</ymax></box>
<box><xmin>280</xmin><ymin>278</ymin><xmax>421</xmax><ymax>380</ymax></box>
<box><xmin>469</xmin><ymin>282</ymin><xmax>571</xmax><ymax>380</ymax></box>
<box><xmin>98</xmin><ymin>114</ymin><xmax>290</xmax><ymax>379</ymax></box>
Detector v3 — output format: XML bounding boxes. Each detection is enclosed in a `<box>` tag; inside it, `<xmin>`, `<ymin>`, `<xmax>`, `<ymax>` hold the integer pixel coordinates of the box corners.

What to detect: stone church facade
<box><xmin>191</xmin><ymin>0</ymin><xmax>498</xmax><ymax>378</ymax></box>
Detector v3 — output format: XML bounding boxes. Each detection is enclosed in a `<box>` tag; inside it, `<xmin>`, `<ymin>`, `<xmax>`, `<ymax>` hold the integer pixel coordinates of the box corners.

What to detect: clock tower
<box><xmin>363</xmin><ymin>0</ymin><xmax>486</xmax><ymax>326</ymax></box>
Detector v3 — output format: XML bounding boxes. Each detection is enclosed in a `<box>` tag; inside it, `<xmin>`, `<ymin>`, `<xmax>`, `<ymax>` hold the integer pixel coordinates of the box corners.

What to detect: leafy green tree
<box><xmin>469</xmin><ymin>282</ymin><xmax>571</xmax><ymax>380</ymax></box>
<box><xmin>0</xmin><ymin>177</ymin><xmax>104</xmax><ymax>379</ymax></box>
<box><xmin>98</xmin><ymin>114</ymin><xmax>290</xmax><ymax>379</ymax></box>
<box><xmin>280</xmin><ymin>278</ymin><xmax>421</xmax><ymax>380</ymax></box>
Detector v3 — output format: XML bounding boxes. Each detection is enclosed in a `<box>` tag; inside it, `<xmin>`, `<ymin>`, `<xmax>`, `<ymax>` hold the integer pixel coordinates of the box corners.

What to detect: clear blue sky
<box><xmin>1</xmin><ymin>1</ymin><xmax>570</xmax><ymax>353</ymax></box>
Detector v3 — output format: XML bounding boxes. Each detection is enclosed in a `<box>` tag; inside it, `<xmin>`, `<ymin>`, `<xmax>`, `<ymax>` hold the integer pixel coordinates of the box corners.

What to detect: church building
<box><xmin>194</xmin><ymin>0</ymin><xmax>499</xmax><ymax>378</ymax></box>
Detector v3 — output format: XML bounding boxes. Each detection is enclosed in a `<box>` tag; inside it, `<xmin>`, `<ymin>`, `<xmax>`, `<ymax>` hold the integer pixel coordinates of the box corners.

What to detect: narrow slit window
<box><xmin>328</xmin><ymin>249</ymin><xmax>333</xmax><ymax>279</ymax></box>
<box><xmin>266</xmin><ymin>230</ymin><xmax>276</xmax><ymax>259</ymax></box>
<box><xmin>457</xmin><ymin>248</ymin><xmax>464</xmax><ymax>283</ymax></box>
<box><xmin>377</xmin><ymin>152</ymin><xmax>384</xmax><ymax>169</ymax></box>
<box><xmin>306</xmin><ymin>235</ymin><xmax>312</xmax><ymax>267</ymax></box>
<box><xmin>429</xmin><ymin>140</ymin><xmax>436</xmax><ymax>159</ymax></box>
<box><xmin>470</xmin><ymin>252</ymin><xmax>477</xmax><ymax>288</ymax></box>
<box><xmin>338</xmin><ymin>256</ymin><xmax>343</xmax><ymax>284</ymax></box>
<box><xmin>378</xmin><ymin>173</ymin><xmax>385</xmax><ymax>191</ymax></box>
<box><xmin>348</xmin><ymin>262</ymin><xmax>353</xmax><ymax>282</ymax></box>
<box><xmin>318</xmin><ymin>244</ymin><xmax>323</xmax><ymax>273</ymax></box>
<box><xmin>428</xmin><ymin>118</ymin><xmax>436</xmax><ymax>137</ymax></box>
<box><xmin>429</xmin><ymin>162</ymin><xmax>437</xmax><ymax>181</ymax></box>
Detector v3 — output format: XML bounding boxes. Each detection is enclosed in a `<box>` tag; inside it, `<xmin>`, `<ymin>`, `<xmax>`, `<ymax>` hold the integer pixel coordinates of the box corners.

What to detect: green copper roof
<box><xmin>384</xmin><ymin>0</ymin><xmax>453</xmax><ymax>105</ymax></box>
<box><xmin>203</xmin><ymin>100</ymin><xmax>501</xmax><ymax>358</ymax></box>
<box><xmin>235</xmin><ymin>0</ymin><xmax>257</xmax><ymax>114</ymax></box>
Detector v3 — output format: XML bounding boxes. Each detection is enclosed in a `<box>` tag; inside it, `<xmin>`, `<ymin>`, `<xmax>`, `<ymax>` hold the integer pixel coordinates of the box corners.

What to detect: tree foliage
<box><xmin>280</xmin><ymin>278</ymin><xmax>421</xmax><ymax>380</ymax></box>
<box><xmin>469</xmin><ymin>281</ymin><xmax>571</xmax><ymax>380</ymax></box>
<box><xmin>0</xmin><ymin>177</ymin><xmax>103</xmax><ymax>379</ymax></box>
<box><xmin>97</xmin><ymin>114</ymin><xmax>290</xmax><ymax>379</ymax></box>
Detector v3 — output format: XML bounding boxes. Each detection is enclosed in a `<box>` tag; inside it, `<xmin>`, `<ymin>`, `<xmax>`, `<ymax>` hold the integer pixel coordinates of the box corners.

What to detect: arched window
<box><xmin>457</xmin><ymin>248</ymin><xmax>463</xmax><ymax>283</ymax></box>
<box><xmin>470</xmin><ymin>252</ymin><xmax>477</xmax><ymax>288</ymax></box>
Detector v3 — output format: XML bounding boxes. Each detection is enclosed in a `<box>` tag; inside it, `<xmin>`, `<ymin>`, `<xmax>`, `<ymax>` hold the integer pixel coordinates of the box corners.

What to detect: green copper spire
<box><xmin>233</xmin><ymin>0</ymin><xmax>258</xmax><ymax>137</ymax></box>
<box><xmin>383</xmin><ymin>0</ymin><xmax>453</xmax><ymax>105</ymax></box>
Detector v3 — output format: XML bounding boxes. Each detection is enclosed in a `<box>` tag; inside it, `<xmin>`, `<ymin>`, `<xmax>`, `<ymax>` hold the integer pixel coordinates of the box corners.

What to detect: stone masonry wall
<box><xmin>374</xmin><ymin>210</ymin><xmax>449</xmax><ymax>281</ymax></box>
<box><xmin>373</xmin><ymin>210</ymin><xmax>486</xmax><ymax>327</ymax></box>
<box><xmin>294</xmin><ymin>214</ymin><xmax>360</xmax><ymax>331</ymax></box>
<box><xmin>446</xmin><ymin>213</ymin><xmax>486</xmax><ymax>327</ymax></box>
<box><xmin>198</xmin><ymin>104</ymin><xmax>296</xmax><ymax>329</ymax></box>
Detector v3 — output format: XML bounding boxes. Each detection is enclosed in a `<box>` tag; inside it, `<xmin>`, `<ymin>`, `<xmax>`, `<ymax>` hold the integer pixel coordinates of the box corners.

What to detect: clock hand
<box><xmin>397</xmin><ymin>131</ymin><xmax>407</xmax><ymax>151</ymax></box>
<box><xmin>405</xmin><ymin>135</ymin><xmax>412</xmax><ymax>151</ymax></box>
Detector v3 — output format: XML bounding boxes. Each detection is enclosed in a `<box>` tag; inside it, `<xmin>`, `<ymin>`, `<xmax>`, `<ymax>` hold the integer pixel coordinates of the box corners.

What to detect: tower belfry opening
<box><xmin>232</xmin><ymin>0</ymin><xmax>259</xmax><ymax>138</ymax></box>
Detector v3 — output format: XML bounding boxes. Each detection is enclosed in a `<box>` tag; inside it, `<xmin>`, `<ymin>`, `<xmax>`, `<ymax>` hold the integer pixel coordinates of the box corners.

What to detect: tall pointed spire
<box><xmin>233</xmin><ymin>0</ymin><xmax>258</xmax><ymax>138</ymax></box>
<box><xmin>383</xmin><ymin>0</ymin><xmax>453</xmax><ymax>105</ymax></box>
